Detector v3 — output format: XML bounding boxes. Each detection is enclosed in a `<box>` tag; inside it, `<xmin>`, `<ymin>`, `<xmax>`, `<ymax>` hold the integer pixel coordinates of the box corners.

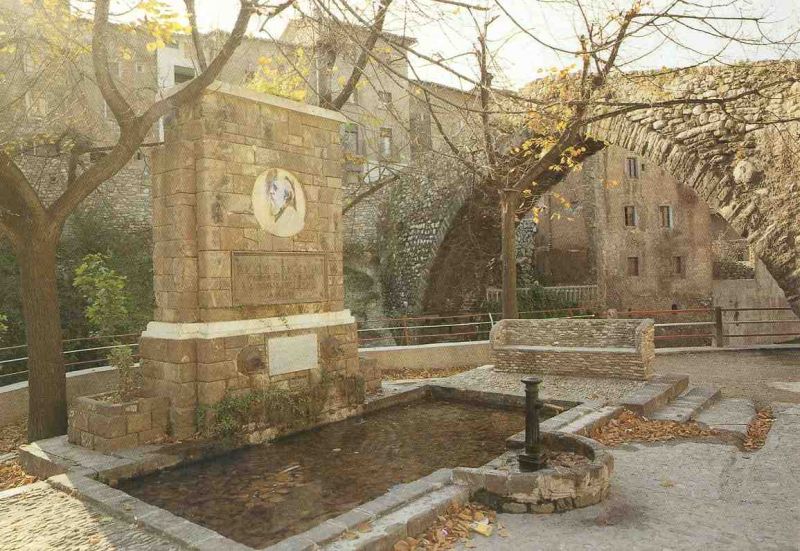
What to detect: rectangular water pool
<box><xmin>119</xmin><ymin>397</ymin><xmax>530</xmax><ymax>548</ymax></box>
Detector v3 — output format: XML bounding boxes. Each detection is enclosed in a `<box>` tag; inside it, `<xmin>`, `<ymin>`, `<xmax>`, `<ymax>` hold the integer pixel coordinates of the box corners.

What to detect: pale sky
<box><xmin>166</xmin><ymin>0</ymin><xmax>800</xmax><ymax>90</ymax></box>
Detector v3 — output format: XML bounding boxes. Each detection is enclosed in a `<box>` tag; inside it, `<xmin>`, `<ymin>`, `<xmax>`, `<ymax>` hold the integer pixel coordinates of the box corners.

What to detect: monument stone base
<box><xmin>139</xmin><ymin>311</ymin><xmax>362</xmax><ymax>439</ymax></box>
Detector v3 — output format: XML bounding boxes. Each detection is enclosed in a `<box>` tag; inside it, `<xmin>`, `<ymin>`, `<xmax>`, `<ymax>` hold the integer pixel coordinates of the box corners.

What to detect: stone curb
<box><xmin>650</xmin><ymin>386</ymin><xmax>721</xmax><ymax>422</ymax></box>
<box><xmin>322</xmin><ymin>484</ymin><xmax>471</xmax><ymax>550</ymax></box>
<box><xmin>260</xmin><ymin>468</ymin><xmax>454</xmax><ymax>550</ymax></box>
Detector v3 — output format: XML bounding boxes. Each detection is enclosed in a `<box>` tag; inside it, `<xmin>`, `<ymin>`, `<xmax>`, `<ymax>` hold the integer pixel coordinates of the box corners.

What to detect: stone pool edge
<box><xmin>17</xmin><ymin>377</ymin><xmax>685</xmax><ymax>550</ymax></box>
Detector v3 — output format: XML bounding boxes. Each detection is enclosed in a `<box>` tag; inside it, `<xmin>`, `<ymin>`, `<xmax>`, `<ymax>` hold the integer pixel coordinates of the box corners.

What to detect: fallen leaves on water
<box><xmin>393</xmin><ymin>502</ymin><xmax>500</xmax><ymax>551</ymax></box>
<box><xmin>0</xmin><ymin>460</ymin><xmax>37</xmax><ymax>491</ymax></box>
<box><xmin>743</xmin><ymin>408</ymin><xmax>775</xmax><ymax>451</ymax></box>
<box><xmin>589</xmin><ymin>410</ymin><xmax>718</xmax><ymax>446</ymax></box>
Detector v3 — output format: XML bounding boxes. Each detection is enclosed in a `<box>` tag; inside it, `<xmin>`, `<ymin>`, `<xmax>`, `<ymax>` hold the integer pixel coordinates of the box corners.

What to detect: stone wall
<box><xmin>490</xmin><ymin>319</ymin><xmax>655</xmax><ymax>380</ymax></box>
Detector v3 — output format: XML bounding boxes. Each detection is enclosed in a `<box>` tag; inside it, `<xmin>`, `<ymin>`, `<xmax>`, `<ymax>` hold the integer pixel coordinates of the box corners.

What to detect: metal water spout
<box><xmin>518</xmin><ymin>376</ymin><xmax>543</xmax><ymax>471</ymax></box>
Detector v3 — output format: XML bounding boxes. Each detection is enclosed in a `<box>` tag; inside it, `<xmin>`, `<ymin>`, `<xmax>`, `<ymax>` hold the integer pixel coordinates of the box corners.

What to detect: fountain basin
<box><xmin>453</xmin><ymin>431</ymin><xmax>613</xmax><ymax>513</ymax></box>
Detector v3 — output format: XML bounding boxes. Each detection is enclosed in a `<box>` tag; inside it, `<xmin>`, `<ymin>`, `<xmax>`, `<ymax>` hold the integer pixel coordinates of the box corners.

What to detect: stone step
<box><xmin>321</xmin><ymin>484</ymin><xmax>469</xmax><ymax>551</ymax></box>
<box><xmin>649</xmin><ymin>386</ymin><xmax>721</xmax><ymax>422</ymax></box>
<box><xmin>695</xmin><ymin>398</ymin><xmax>756</xmax><ymax>439</ymax></box>
<box><xmin>617</xmin><ymin>373</ymin><xmax>689</xmax><ymax>416</ymax></box>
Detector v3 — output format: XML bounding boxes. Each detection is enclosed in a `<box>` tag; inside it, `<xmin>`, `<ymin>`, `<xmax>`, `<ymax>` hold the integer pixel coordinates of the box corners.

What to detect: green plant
<box><xmin>108</xmin><ymin>345</ymin><xmax>141</xmax><ymax>401</ymax></box>
<box><xmin>198</xmin><ymin>371</ymin><xmax>366</xmax><ymax>440</ymax></box>
<box><xmin>73</xmin><ymin>253</ymin><xmax>130</xmax><ymax>336</ymax></box>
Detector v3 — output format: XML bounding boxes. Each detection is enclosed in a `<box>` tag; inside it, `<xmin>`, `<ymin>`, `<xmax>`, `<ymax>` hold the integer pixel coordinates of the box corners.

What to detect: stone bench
<box><xmin>490</xmin><ymin>318</ymin><xmax>654</xmax><ymax>380</ymax></box>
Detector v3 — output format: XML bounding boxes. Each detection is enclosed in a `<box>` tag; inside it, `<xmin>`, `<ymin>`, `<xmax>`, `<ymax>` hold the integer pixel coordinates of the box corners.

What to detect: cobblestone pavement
<box><xmin>655</xmin><ymin>350</ymin><xmax>800</xmax><ymax>406</ymax></box>
<box><xmin>459</xmin><ymin>405</ymin><xmax>800</xmax><ymax>551</ymax></box>
<box><xmin>433</xmin><ymin>365</ymin><xmax>646</xmax><ymax>402</ymax></box>
<box><xmin>0</xmin><ymin>482</ymin><xmax>180</xmax><ymax>550</ymax></box>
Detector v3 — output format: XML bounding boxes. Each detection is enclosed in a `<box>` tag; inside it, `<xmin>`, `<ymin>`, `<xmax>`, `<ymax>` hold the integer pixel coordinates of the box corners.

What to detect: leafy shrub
<box><xmin>108</xmin><ymin>345</ymin><xmax>141</xmax><ymax>401</ymax></box>
<box><xmin>73</xmin><ymin>253</ymin><xmax>130</xmax><ymax>336</ymax></box>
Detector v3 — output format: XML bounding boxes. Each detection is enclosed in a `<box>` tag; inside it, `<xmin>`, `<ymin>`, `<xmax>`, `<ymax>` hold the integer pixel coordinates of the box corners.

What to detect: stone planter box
<box><xmin>68</xmin><ymin>393</ymin><xmax>170</xmax><ymax>453</ymax></box>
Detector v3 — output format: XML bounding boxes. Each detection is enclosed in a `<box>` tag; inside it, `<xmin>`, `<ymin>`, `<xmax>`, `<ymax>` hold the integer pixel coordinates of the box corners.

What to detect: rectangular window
<box><xmin>108</xmin><ymin>62</ymin><xmax>122</xmax><ymax>78</ymax></box>
<box><xmin>660</xmin><ymin>205</ymin><xmax>673</xmax><ymax>228</ymax></box>
<box><xmin>173</xmin><ymin>65</ymin><xmax>195</xmax><ymax>84</ymax></box>
<box><xmin>627</xmin><ymin>256</ymin><xmax>640</xmax><ymax>277</ymax></box>
<box><xmin>673</xmin><ymin>256</ymin><xmax>685</xmax><ymax>277</ymax></box>
<box><xmin>136</xmin><ymin>63</ymin><xmax>145</xmax><ymax>74</ymax></box>
<box><xmin>380</xmin><ymin>127</ymin><xmax>393</xmax><ymax>158</ymax></box>
<box><xmin>624</xmin><ymin>205</ymin><xmax>638</xmax><ymax>227</ymax></box>
<box><xmin>626</xmin><ymin>157</ymin><xmax>640</xmax><ymax>179</ymax></box>
<box><xmin>343</xmin><ymin>124</ymin><xmax>360</xmax><ymax>154</ymax></box>
<box><xmin>378</xmin><ymin>91</ymin><xmax>392</xmax><ymax>106</ymax></box>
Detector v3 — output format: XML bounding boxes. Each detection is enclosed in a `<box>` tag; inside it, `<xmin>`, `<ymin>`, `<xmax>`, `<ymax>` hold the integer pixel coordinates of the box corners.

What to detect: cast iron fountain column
<box><xmin>518</xmin><ymin>376</ymin><xmax>543</xmax><ymax>471</ymax></box>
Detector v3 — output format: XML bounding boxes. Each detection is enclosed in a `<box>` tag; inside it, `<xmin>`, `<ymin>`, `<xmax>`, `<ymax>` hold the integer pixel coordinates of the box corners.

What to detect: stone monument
<box><xmin>138</xmin><ymin>83</ymin><xmax>374</xmax><ymax>439</ymax></box>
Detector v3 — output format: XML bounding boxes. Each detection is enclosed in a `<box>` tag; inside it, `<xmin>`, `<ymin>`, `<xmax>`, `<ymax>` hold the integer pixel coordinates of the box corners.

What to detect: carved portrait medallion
<box><xmin>252</xmin><ymin>168</ymin><xmax>306</xmax><ymax>237</ymax></box>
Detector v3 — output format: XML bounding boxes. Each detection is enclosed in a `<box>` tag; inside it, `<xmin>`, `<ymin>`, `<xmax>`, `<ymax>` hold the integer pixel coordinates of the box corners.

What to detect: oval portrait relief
<box><xmin>251</xmin><ymin>168</ymin><xmax>307</xmax><ymax>237</ymax></box>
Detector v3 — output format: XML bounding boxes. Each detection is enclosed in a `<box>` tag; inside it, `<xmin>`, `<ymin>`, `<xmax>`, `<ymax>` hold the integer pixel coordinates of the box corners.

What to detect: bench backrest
<box><xmin>490</xmin><ymin>318</ymin><xmax>652</xmax><ymax>349</ymax></box>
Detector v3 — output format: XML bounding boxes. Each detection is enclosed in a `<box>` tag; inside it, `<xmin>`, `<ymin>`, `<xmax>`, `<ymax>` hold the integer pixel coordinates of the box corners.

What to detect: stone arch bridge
<box><xmin>379</xmin><ymin>61</ymin><xmax>800</xmax><ymax>317</ymax></box>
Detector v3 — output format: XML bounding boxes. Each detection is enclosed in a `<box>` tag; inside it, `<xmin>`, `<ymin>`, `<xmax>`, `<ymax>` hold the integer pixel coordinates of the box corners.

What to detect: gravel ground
<box><xmin>458</xmin><ymin>405</ymin><xmax>800</xmax><ymax>551</ymax></box>
<box><xmin>434</xmin><ymin>365</ymin><xmax>646</xmax><ymax>403</ymax></box>
<box><xmin>654</xmin><ymin>350</ymin><xmax>800</xmax><ymax>406</ymax></box>
<box><xmin>0</xmin><ymin>483</ymin><xmax>180</xmax><ymax>550</ymax></box>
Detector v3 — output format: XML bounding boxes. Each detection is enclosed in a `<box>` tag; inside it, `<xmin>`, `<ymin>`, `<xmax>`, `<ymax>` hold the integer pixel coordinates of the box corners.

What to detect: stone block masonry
<box><xmin>134</xmin><ymin>83</ymin><xmax>367</xmax><ymax>441</ymax></box>
<box><xmin>490</xmin><ymin>318</ymin><xmax>655</xmax><ymax>380</ymax></box>
<box><xmin>67</xmin><ymin>395</ymin><xmax>169</xmax><ymax>453</ymax></box>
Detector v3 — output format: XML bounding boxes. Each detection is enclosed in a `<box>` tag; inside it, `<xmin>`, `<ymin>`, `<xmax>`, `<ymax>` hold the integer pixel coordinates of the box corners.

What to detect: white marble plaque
<box><xmin>268</xmin><ymin>333</ymin><xmax>318</xmax><ymax>376</ymax></box>
<box><xmin>252</xmin><ymin>168</ymin><xmax>306</xmax><ymax>237</ymax></box>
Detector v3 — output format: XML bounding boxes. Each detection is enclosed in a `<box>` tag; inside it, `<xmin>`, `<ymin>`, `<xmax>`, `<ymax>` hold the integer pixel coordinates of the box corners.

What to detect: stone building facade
<box><xmin>530</xmin><ymin>144</ymin><xmax>800</xmax><ymax>342</ymax></box>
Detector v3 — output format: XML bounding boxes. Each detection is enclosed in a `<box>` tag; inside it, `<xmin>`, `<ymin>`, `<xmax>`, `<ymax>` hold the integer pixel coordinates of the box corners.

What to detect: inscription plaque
<box><xmin>269</xmin><ymin>334</ymin><xmax>319</xmax><ymax>376</ymax></box>
<box><xmin>232</xmin><ymin>252</ymin><xmax>326</xmax><ymax>306</ymax></box>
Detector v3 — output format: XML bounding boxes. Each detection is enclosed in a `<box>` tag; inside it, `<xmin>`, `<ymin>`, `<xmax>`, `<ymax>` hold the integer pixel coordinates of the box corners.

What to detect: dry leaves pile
<box><xmin>392</xmin><ymin>502</ymin><xmax>507</xmax><ymax>551</ymax></box>
<box><xmin>381</xmin><ymin>366</ymin><xmax>472</xmax><ymax>381</ymax></box>
<box><xmin>0</xmin><ymin>460</ymin><xmax>37</xmax><ymax>491</ymax></box>
<box><xmin>0</xmin><ymin>419</ymin><xmax>27</xmax><ymax>454</ymax></box>
<box><xmin>743</xmin><ymin>408</ymin><xmax>775</xmax><ymax>451</ymax></box>
<box><xmin>590</xmin><ymin>410</ymin><xmax>718</xmax><ymax>446</ymax></box>
<box><xmin>543</xmin><ymin>450</ymin><xmax>590</xmax><ymax>470</ymax></box>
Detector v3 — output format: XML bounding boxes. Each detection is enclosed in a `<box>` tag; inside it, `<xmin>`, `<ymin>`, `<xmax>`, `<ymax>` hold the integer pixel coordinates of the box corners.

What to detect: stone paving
<box><xmin>434</xmin><ymin>365</ymin><xmax>646</xmax><ymax>402</ymax></box>
<box><xmin>458</xmin><ymin>405</ymin><xmax>800</xmax><ymax>551</ymax></box>
<box><xmin>655</xmin><ymin>350</ymin><xmax>800</xmax><ymax>405</ymax></box>
<box><xmin>0</xmin><ymin>482</ymin><xmax>179</xmax><ymax>550</ymax></box>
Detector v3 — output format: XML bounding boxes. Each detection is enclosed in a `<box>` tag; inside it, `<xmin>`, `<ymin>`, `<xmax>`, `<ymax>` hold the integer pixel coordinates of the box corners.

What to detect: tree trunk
<box><xmin>500</xmin><ymin>188</ymin><xmax>521</xmax><ymax>320</ymax></box>
<box><xmin>17</xmin><ymin>235</ymin><xmax>67</xmax><ymax>441</ymax></box>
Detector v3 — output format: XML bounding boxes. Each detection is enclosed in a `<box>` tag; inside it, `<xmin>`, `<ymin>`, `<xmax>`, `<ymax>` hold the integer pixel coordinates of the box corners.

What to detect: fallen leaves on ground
<box><xmin>392</xmin><ymin>502</ymin><xmax>501</xmax><ymax>551</ymax></box>
<box><xmin>0</xmin><ymin>460</ymin><xmax>37</xmax><ymax>491</ymax></box>
<box><xmin>743</xmin><ymin>408</ymin><xmax>775</xmax><ymax>450</ymax></box>
<box><xmin>0</xmin><ymin>419</ymin><xmax>27</xmax><ymax>454</ymax></box>
<box><xmin>543</xmin><ymin>450</ymin><xmax>590</xmax><ymax>470</ymax></box>
<box><xmin>590</xmin><ymin>410</ymin><xmax>718</xmax><ymax>446</ymax></box>
<box><xmin>381</xmin><ymin>366</ymin><xmax>473</xmax><ymax>381</ymax></box>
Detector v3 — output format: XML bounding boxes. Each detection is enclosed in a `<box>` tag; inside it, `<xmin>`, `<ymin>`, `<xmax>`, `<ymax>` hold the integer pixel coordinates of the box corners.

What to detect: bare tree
<box><xmin>0</xmin><ymin>0</ymin><xmax>294</xmax><ymax>440</ymax></box>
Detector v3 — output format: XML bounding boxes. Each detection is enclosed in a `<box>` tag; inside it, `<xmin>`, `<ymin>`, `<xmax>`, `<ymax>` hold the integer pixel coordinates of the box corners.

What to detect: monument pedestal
<box><xmin>139</xmin><ymin>83</ymin><xmax>368</xmax><ymax>439</ymax></box>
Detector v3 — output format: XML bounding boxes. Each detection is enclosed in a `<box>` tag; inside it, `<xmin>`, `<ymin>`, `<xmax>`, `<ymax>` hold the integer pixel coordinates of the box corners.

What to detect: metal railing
<box><xmin>1</xmin><ymin>306</ymin><xmax>797</xmax><ymax>387</ymax></box>
<box><xmin>486</xmin><ymin>285</ymin><xmax>599</xmax><ymax>307</ymax></box>
<box><xmin>0</xmin><ymin>333</ymin><xmax>140</xmax><ymax>386</ymax></box>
